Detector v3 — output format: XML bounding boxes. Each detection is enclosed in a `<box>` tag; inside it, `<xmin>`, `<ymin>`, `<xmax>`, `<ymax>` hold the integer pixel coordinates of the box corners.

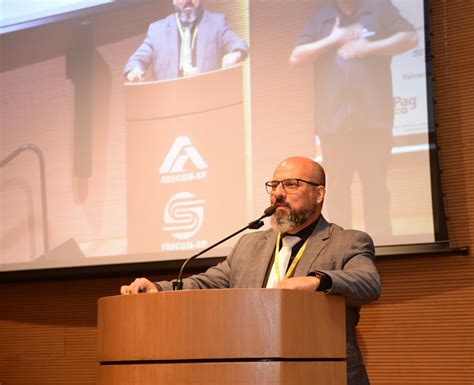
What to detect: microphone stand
<box><xmin>172</xmin><ymin>206</ymin><xmax>276</xmax><ymax>291</ymax></box>
<box><xmin>0</xmin><ymin>144</ymin><xmax>49</xmax><ymax>253</ymax></box>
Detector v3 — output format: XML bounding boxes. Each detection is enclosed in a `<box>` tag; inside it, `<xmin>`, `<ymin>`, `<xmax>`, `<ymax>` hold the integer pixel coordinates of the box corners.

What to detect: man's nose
<box><xmin>272</xmin><ymin>184</ymin><xmax>287</xmax><ymax>199</ymax></box>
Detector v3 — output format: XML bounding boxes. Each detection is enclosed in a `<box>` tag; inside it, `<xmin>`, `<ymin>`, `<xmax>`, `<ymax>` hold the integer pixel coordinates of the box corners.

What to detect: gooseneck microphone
<box><xmin>172</xmin><ymin>205</ymin><xmax>277</xmax><ymax>291</ymax></box>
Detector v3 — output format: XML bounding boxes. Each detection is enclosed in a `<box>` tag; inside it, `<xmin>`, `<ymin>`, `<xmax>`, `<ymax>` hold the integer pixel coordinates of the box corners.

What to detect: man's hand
<box><xmin>338</xmin><ymin>38</ymin><xmax>372</xmax><ymax>60</ymax></box>
<box><xmin>222</xmin><ymin>51</ymin><xmax>243</xmax><ymax>68</ymax></box>
<box><xmin>329</xmin><ymin>17</ymin><xmax>363</xmax><ymax>46</ymax></box>
<box><xmin>289</xmin><ymin>17</ymin><xmax>362</xmax><ymax>66</ymax></box>
<box><xmin>126</xmin><ymin>67</ymin><xmax>145</xmax><ymax>82</ymax></box>
<box><xmin>120</xmin><ymin>277</ymin><xmax>158</xmax><ymax>295</ymax></box>
<box><xmin>277</xmin><ymin>276</ymin><xmax>320</xmax><ymax>291</ymax></box>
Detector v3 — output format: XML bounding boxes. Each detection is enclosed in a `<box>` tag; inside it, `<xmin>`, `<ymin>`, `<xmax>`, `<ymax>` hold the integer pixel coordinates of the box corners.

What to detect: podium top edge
<box><xmin>123</xmin><ymin>64</ymin><xmax>243</xmax><ymax>87</ymax></box>
<box><xmin>99</xmin><ymin>288</ymin><xmax>337</xmax><ymax>302</ymax></box>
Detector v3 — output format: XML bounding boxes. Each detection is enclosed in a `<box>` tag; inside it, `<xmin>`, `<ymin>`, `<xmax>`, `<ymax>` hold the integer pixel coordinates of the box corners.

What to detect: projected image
<box><xmin>1</xmin><ymin>0</ymin><xmax>437</xmax><ymax>272</ymax></box>
<box><xmin>290</xmin><ymin>0</ymin><xmax>420</xmax><ymax>242</ymax></box>
<box><xmin>123</xmin><ymin>0</ymin><xmax>249</xmax><ymax>81</ymax></box>
<box><xmin>250</xmin><ymin>0</ymin><xmax>433</xmax><ymax>246</ymax></box>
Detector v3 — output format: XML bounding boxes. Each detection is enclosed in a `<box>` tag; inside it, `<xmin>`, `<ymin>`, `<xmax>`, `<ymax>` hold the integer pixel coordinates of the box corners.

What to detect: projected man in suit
<box><xmin>289</xmin><ymin>0</ymin><xmax>418</xmax><ymax>242</ymax></box>
<box><xmin>124</xmin><ymin>0</ymin><xmax>249</xmax><ymax>82</ymax></box>
<box><xmin>121</xmin><ymin>156</ymin><xmax>381</xmax><ymax>385</ymax></box>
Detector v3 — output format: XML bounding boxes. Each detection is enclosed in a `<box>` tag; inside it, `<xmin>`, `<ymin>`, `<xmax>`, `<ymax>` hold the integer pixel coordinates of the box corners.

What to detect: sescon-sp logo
<box><xmin>161</xmin><ymin>192</ymin><xmax>208</xmax><ymax>250</ymax></box>
<box><xmin>159</xmin><ymin>136</ymin><xmax>208</xmax><ymax>184</ymax></box>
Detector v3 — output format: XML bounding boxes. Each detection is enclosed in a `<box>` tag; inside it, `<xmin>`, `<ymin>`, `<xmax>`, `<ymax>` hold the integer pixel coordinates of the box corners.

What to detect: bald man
<box><xmin>121</xmin><ymin>156</ymin><xmax>381</xmax><ymax>385</ymax></box>
<box><xmin>124</xmin><ymin>0</ymin><xmax>249</xmax><ymax>82</ymax></box>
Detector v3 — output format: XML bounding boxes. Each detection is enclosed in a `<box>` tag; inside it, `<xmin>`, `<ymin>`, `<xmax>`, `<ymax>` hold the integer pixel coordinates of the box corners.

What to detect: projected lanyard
<box><xmin>175</xmin><ymin>13</ymin><xmax>199</xmax><ymax>75</ymax></box>
<box><xmin>273</xmin><ymin>232</ymin><xmax>309</xmax><ymax>282</ymax></box>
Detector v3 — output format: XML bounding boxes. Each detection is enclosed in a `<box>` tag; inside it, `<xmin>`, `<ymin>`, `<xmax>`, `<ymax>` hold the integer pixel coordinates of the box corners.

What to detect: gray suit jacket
<box><xmin>158</xmin><ymin>216</ymin><xmax>381</xmax><ymax>385</ymax></box>
<box><xmin>124</xmin><ymin>11</ymin><xmax>249</xmax><ymax>81</ymax></box>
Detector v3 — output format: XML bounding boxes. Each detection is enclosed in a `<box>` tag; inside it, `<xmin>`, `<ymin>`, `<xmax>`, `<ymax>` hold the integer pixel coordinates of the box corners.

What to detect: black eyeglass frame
<box><xmin>264</xmin><ymin>178</ymin><xmax>322</xmax><ymax>194</ymax></box>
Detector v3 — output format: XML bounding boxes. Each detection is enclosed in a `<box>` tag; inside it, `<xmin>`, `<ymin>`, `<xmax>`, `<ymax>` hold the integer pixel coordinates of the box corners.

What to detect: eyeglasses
<box><xmin>265</xmin><ymin>178</ymin><xmax>321</xmax><ymax>194</ymax></box>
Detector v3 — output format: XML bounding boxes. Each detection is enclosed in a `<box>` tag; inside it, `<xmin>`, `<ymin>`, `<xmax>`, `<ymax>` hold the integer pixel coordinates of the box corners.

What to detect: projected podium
<box><xmin>97</xmin><ymin>289</ymin><xmax>347</xmax><ymax>385</ymax></box>
<box><xmin>124</xmin><ymin>66</ymin><xmax>247</xmax><ymax>255</ymax></box>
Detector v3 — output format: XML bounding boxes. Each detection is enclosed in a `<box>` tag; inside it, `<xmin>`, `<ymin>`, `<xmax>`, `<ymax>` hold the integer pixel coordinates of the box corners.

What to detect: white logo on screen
<box><xmin>162</xmin><ymin>192</ymin><xmax>205</xmax><ymax>240</ymax></box>
<box><xmin>160</xmin><ymin>136</ymin><xmax>208</xmax><ymax>173</ymax></box>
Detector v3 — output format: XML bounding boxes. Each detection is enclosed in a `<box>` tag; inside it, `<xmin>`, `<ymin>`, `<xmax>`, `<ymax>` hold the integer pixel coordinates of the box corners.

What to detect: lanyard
<box><xmin>273</xmin><ymin>232</ymin><xmax>308</xmax><ymax>282</ymax></box>
<box><xmin>175</xmin><ymin>13</ymin><xmax>199</xmax><ymax>66</ymax></box>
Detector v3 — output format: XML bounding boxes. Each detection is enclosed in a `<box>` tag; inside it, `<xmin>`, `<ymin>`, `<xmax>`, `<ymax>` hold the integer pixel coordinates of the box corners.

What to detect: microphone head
<box><xmin>263</xmin><ymin>205</ymin><xmax>277</xmax><ymax>217</ymax></box>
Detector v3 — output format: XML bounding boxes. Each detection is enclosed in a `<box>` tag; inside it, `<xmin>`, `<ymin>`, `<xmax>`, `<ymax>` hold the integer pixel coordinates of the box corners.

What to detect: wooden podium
<box><xmin>124</xmin><ymin>66</ymin><xmax>248</xmax><ymax>256</ymax></box>
<box><xmin>97</xmin><ymin>289</ymin><xmax>347</xmax><ymax>385</ymax></box>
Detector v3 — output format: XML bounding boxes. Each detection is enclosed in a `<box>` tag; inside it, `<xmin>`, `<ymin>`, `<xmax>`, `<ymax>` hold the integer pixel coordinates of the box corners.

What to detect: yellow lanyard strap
<box><xmin>273</xmin><ymin>232</ymin><xmax>309</xmax><ymax>282</ymax></box>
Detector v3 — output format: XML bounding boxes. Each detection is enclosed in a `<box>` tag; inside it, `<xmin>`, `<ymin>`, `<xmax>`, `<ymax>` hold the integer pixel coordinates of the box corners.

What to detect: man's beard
<box><xmin>177</xmin><ymin>5</ymin><xmax>199</xmax><ymax>25</ymax></box>
<box><xmin>270</xmin><ymin>203</ymin><xmax>318</xmax><ymax>233</ymax></box>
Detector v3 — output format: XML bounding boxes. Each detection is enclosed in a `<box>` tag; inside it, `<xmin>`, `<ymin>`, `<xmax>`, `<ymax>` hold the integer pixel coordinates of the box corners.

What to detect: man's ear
<box><xmin>316</xmin><ymin>186</ymin><xmax>326</xmax><ymax>204</ymax></box>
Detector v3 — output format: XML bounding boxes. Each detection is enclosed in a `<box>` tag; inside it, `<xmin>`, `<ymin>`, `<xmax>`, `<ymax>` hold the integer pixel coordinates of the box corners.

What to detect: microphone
<box><xmin>172</xmin><ymin>205</ymin><xmax>276</xmax><ymax>291</ymax></box>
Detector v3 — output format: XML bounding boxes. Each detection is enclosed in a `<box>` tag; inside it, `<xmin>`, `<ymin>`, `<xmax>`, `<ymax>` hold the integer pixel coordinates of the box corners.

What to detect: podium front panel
<box><xmin>98</xmin><ymin>289</ymin><xmax>345</xmax><ymax>361</ymax></box>
<box><xmin>97</xmin><ymin>289</ymin><xmax>346</xmax><ymax>385</ymax></box>
<box><xmin>125</xmin><ymin>67</ymin><xmax>246</xmax><ymax>255</ymax></box>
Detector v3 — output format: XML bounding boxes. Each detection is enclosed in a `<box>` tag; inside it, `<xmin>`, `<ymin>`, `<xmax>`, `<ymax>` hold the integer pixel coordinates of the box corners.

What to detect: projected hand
<box><xmin>120</xmin><ymin>277</ymin><xmax>159</xmax><ymax>295</ymax></box>
<box><xmin>277</xmin><ymin>276</ymin><xmax>320</xmax><ymax>291</ymax></box>
<box><xmin>222</xmin><ymin>51</ymin><xmax>243</xmax><ymax>68</ymax></box>
<box><xmin>338</xmin><ymin>38</ymin><xmax>372</xmax><ymax>60</ymax></box>
<box><xmin>126</xmin><ymin>67</ymin><xmax>145</xmax><ymax>82</ymax></box>
<box><xmin>330</xmin><ymin>17</ymin><xmax>362</xmax><ymax>46</ymax></box>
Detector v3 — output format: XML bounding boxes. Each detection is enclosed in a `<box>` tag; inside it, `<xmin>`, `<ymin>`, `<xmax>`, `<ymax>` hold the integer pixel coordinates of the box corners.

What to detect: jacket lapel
<box><xmin>166</xmin><ymin>14</ymin><xmax>179</xmax><ymax>79</ymax></box>
<box><xmin>253</xmin><ymin>230</ymin><xmax>277</xmax><ymax>288</ymax></box>
<box><xmin>196</xmin><ymin>11</ymin><xmax>209</xmax><ymax>72</ymax></box>
<box><xmin>294</xmin><ymin>216</ymin><xmax>331</xmax><ymax>276</ymax></box>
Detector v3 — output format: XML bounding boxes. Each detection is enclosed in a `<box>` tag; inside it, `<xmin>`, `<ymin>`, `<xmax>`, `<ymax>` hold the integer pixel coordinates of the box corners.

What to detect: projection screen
<box><xmin>0</xmin><ymin>0</ymin><xmax>445</xmax><ymax>273</ymax></box>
